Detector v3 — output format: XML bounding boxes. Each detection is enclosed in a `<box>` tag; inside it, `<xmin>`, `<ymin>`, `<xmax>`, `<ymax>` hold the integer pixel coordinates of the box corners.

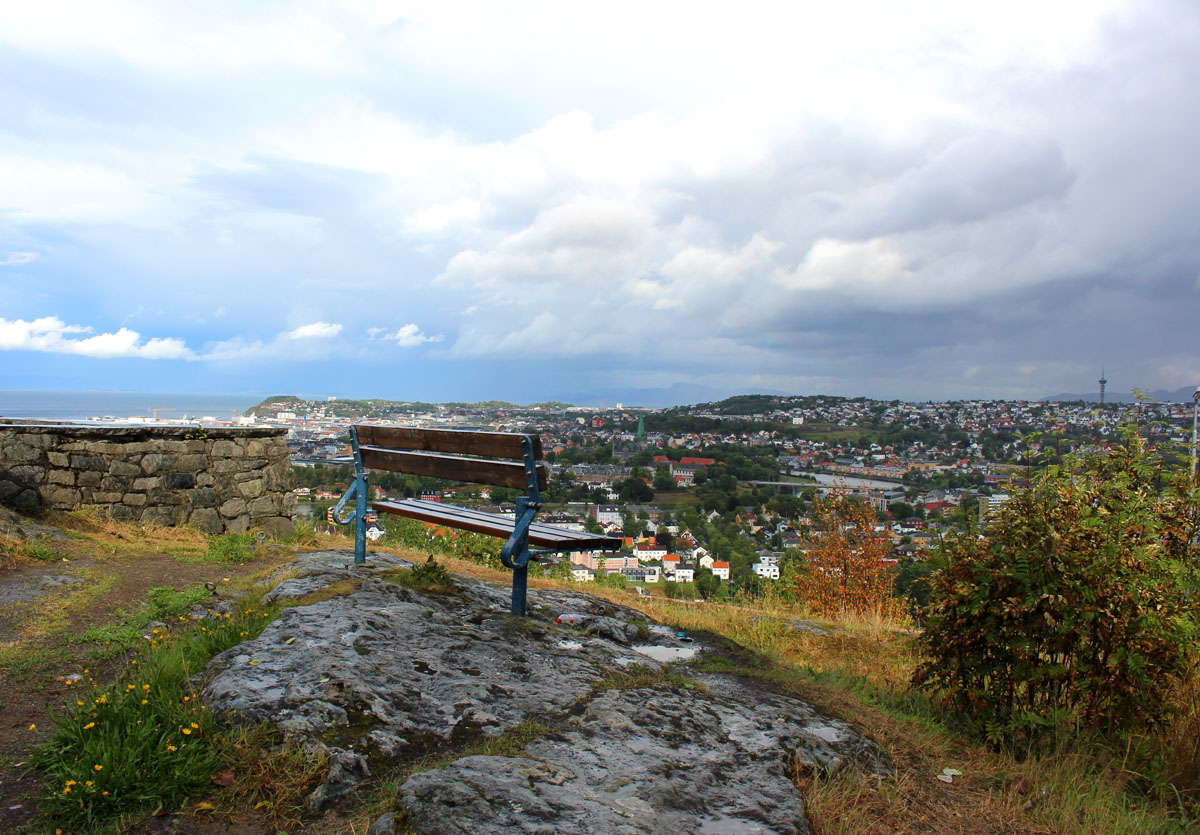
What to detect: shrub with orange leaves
<box><xmin>786</xmin><ymin>491</ymin><xmax>905</xmax><ymax>621</ymax></box>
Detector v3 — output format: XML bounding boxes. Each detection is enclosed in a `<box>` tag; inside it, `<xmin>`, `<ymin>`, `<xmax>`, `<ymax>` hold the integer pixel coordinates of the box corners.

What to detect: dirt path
<box><xmin>0</xmin><ymin>542</ymin><xmax>286</xmax><ymax>832</ymax></box>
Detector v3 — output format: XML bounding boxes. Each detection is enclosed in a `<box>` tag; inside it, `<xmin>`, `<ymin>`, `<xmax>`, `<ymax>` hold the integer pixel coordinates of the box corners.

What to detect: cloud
<box><xmin>0</xmin><ymin>316</ymin><xmax>193</xmax><ymax>359</ymax></box>
<box><xmin>284</xmin><ymin>321</ymin><xmax>342</xmax><ymax>339</ymax></box>
<box><xmin>385</xmin><ymin>324</ymin><xmax>441</xmax><ymax>347</ymax></box>
<box><xmin>1</xmin><ymin>1</ymin><xmax>1198</xmax><ymax>400</ymax></box>
<box><xmin>0</xmin><ymin>252</ymin><xmax>38</xmax><ymax>267</ymax></box>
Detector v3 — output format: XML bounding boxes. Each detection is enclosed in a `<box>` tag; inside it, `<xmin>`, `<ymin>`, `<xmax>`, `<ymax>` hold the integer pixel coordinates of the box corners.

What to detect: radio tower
<box><xmin>1098</xmin><ymin>367</ymin><xmax>1107</xmax><ymax>405</ymax></box>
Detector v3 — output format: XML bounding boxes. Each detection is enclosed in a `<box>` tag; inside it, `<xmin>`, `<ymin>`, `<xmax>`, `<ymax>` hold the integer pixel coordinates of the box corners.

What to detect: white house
<box><xmin>753</xmin><ymin>562</ymin><xmax>781</xmax><ymax>580</ymax></box>
<box><xmin>622</xmin><ymin>566</ymin><xmax>661</xmax><ymax>583</ymax></box>
<box><xmin>672</xmin><ymin>563</ymin><xmax>695</xmax><ymax>583</ymax></box>
<box><xmin>711</xmin><ymin>561</ymin><xmax>730</xmax><ymax>581</ymax></box>
<box><xmin>635</xmin><ymin>544</ymin><xmax>667</xmax><ymax>560</ymax></box>
<box><xmin>571</xmin><ymin>566</ymin><xmax>596</xmax><ymax>582</ymax></box>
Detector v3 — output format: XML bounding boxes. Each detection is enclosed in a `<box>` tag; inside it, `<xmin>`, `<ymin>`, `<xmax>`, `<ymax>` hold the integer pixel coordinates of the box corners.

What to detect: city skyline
<box><xmin>2</xmin><ymin>1</ymin><xmax>1198</xmax><ymax>402</ymax></box>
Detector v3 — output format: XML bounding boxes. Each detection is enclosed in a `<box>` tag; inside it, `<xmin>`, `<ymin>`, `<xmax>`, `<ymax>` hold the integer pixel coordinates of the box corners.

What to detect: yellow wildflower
<box><xmin>94</xmin><ymin>764</ymin><xmax>103</xmax><ymax>771</ymax></box>
<box><xmin>181</xmin><ymin>728</ymin><xmax>192</xmax><ymax>735</ymax></box>
<box><xmin>85</xmin><ymin>781</ymin><xmax>92</xmax><ymax>787</ymax></box>
<box><xmin>28</xmin><ymin>723</ymin><xmax>35</xmax><ymax>731</ymax></box>
<box><xmin>142</xmin><ymin>684</ymin><xmax>150</xmax><ymax>691</ymax></box>
<box><xmin>76</xmin><ymin>701</ymin><xmax>84</xmax><ymax>707</ymax></box>
<box><xmin>190</xmin><ymin>722</ymin><xmax>199</xmax><ymax>729</ymax></box>
<box><xmin>166</xmin><ymin>745</ymin><xmax>177</xmax><ymax>752</ymax></box>
<box><xmin>83</xmin><ymin>722</ymin><xmax>95</xmax><ymax>730</ymax></box>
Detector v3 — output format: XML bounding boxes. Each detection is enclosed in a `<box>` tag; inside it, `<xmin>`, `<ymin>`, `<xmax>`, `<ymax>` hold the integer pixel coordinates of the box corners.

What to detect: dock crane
<box><xmin>148</xmin><ymin>408</ymin><xmax>177</xmax><ymax>420</ymax></box>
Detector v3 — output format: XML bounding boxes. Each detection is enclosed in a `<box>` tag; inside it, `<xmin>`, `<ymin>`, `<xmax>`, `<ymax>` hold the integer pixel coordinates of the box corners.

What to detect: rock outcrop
<box><xmin>202</xmin><ymin>550</ymin><xmax>892</xmax><ymax>834</ymax></box>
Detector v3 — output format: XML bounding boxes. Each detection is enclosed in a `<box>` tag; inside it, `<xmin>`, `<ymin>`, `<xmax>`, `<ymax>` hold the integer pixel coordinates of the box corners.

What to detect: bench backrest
<box><xmin>354</xmin><ymin>425</ymin><xmax>547</xmax><ymax>492</ymax></box>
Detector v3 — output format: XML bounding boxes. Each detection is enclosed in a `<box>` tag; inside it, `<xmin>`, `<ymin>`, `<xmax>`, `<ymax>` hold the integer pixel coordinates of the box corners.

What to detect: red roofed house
<box><xmin>711</xmin><ymin>561</ymin><xmax>730</xmax><ymax>581</ymax></box>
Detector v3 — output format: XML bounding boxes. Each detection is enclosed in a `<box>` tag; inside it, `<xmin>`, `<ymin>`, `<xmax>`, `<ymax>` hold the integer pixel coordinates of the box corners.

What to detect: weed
<box><xmin>286</xmin><ymin>519</ymin><xmax>321</xmax><ymax>549</ymax></box>
<box><xmin>211</xmin><ymin>724</ymin><xmax>330</xmax><ymax>830</ymax></box>
<box><xmin>22</xmin><ymin>539</ymin><xmax>59</xmax><ymax>561</ymax></box>
<box><xmin>202</xmin><ymin>533</ymin><xmax>257</xmax><ymax>564</ymax></box>
<box><xmin>384</xmin><ymin>556</ymin><xmax>458</xmax><ymax>595</ymax></box>
<box><xmin>77</xmin><ymin>586</ymin><xmax>212</xmax><ymax>654</ymax></box>
<box><xmin>32</xmin><ymin>594</ymin><xmax>281</xmax><ymax>830</ymax></box>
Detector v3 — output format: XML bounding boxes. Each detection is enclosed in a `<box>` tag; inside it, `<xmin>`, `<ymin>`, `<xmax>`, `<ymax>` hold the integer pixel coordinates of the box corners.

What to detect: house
<box><xmin>711</xmin><ymin>561</ymin><xmax>730</xmax><ymax>581</ymax></box>
<box><xmin>672</xmin><ymin>563</ymin><xmax>695</xmax><ymax>583</ymax></box>
<box><xmin>635</xmin><ymin>543</ymin><xmax>667</xmax><ymax>560</ymax></box>
<box><xmin>622</xmin><ymin>566</ymin><xmax>661</xmax><ymax>583</ymax></box>
<box><xmin>753</xmin><ymin>562</ymin><xmax>780</xmax><ymax>580</ymax></box>
<box><xmin>604</xmin><ymin>555</ymin><xmax>640</xmax><ymax>572</ymax></box>
<box><xmin>697</xmin><ymin>553</ymin><xmax>715</xmax><ymax>570</ymax></box>
<box><xmin>571</xmin><ymin>565</ymin><xmax>596</xmax><ymax>582</ymax></box>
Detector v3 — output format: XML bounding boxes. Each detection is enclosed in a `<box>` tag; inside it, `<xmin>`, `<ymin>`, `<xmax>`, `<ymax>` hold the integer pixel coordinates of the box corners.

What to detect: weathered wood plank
<box><xmin>372</xmin><ymin>499</ymin><xmax>621</xmax><ymax>551</ymax></box>
<box><xmin>360</xmin><ymin>446</ymin><xmax>547</xmax><ymax>491</ymax></box>
<box><xmin>355</xmin><ymin>425</ymin><xmax>542</xmax><ymax>460</ymax></box>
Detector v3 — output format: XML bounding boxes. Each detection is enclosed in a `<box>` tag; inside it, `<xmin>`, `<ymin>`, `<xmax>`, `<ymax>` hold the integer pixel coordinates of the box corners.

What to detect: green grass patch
<box><xmin>198</xmin><ymin>533</ymin><xmax>258</xmax><ymax>564</ymax></box>
<box><xmin>383</xmin><ymin>556</ymin><xmax>459</xmax><ymax>595</ymax></box>
<box><xmin>0</xmin><ymin>642</ymin><xmax>72</xmax><ymax>682</ymax></box>
<box><xmin>22</xmin><ymin>539</ymin><xmax>60</xmax><ymax>561</ymax></box>
<box><xmin>32</xmin><ymin>594</ymin><xmax>281</xmax><ymax>831</ymax></box>
<box><xmin>76</xmin><ymin>586</ymin><xmax>213</xmax><ymax>655</ymax></box>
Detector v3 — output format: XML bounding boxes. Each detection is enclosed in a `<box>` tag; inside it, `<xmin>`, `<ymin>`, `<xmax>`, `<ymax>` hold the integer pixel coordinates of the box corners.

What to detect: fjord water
<box><xmin>0</xmin><ymin>390</ymin><xmax>260</xmax><ymax>422</ymax></box>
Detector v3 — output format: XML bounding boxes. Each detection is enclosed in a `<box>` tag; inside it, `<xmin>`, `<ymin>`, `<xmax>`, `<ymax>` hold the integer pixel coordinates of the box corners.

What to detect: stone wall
<box><xmin>0</xmin><ymin>423</ymin><xmax>297</xmax><ymax>537</ymax></box>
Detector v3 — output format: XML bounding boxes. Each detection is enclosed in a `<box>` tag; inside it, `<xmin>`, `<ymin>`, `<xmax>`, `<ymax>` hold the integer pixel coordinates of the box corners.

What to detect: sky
<box><xmin>2</xmin><ymin>0</ymin><xmax>1198</xmax><ymax>406</ymax></box>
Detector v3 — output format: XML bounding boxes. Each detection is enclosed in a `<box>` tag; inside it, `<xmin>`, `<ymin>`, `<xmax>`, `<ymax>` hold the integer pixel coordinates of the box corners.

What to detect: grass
<box><xmin>76</xmin><ymin>585</ymin><xmax>214</xmax><ymax>657</ymax></box>
<box><xmin>31</xmin><ymin>593</ymin><xmax>282</xmax><ymax>832</ymax></box>
<box><xmin>382</xmin><ymin>556</ymin><xmax>459</xmax><ymax>595</ymax></box>
<box><xmin>198</xmin><ymin>532</ymin><xmax>259</xmax><ymax>564</ymax></box>
<box><xmin>22</xmin><ymin>539</ymin><xmax>59</xmax><ymax>562</ymax></box>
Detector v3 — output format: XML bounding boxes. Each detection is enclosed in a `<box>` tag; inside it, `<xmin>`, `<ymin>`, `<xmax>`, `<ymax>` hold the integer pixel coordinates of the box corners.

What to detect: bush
<box><xmin>914</xmin><ymin>431</ymin><xmax>1200</xmax><ymax>746</ymax></box>
<box><xmin>786</xmin><ymin>493</ymin><xmax>905</xmax><ymax>620</ymax></box>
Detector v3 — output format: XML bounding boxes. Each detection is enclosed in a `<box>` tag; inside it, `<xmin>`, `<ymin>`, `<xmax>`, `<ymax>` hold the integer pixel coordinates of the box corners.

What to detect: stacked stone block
<box><xmin>0</xmin><ymin>424</ymin><xmax>297</xmax><ymax>537</ymax></box>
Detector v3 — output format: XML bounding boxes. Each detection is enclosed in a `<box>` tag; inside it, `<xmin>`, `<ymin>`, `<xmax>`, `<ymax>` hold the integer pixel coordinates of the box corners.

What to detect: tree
<box><xmin>694</xmin><ymin>566</ymin><xmax>720</xmax><ymax>600</ymax></box>
<box><xmin>915</xmin><ymin>430</ymin><xmax>1200</xmax><ymax>745</ymax></box>
<box><xmin>786</xmin><ymin>491</ymin><xmax>903</xmax><ymax>621</ymax></box>
<box><xmin>617</xmin><ymin>477</ymin><xmax>653</xmax><ymax>503</ymax></box>
<box><xmin>887</xmin><ymin>501</ymin><xmax>915</xmax><ymax>521</ymax></box>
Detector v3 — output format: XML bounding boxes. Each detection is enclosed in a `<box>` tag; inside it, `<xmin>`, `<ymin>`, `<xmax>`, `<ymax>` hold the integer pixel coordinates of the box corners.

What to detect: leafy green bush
<box><xmin>914</xmin><ymin>431</ymin><xmax>1200</xmax><ymax>746</ymax></box>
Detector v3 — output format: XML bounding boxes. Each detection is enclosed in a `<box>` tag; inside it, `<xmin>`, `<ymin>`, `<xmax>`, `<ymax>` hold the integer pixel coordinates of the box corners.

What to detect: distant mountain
<box><xmin>1041</xmin><ymin>385</ymin><xmax>1198</xmax><ymax>403</ymax></box>
<box><xmin>554</xmin><ymin>383</ymin><xmax>795</xmax><ymax>409</ymax></box>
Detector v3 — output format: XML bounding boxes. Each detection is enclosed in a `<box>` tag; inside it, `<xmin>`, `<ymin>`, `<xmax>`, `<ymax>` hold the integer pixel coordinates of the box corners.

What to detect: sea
<box><xmin>0</xmin><ymin>390</ymin><xmax>263</xmax><ymax>423</ymax></box>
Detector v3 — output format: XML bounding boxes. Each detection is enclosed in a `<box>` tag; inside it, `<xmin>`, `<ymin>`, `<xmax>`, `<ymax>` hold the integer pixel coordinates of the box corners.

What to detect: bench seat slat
<box><xmin>372</xmin><ymin>499</ymin><xmax>621</xmax><ymax>551</ymax></box>
<box><xmin>356</xmin><ymin>425</ymin><xmax>542</xmax><ymax>461</ymax></box>
<box><xmin>360</xmin><ymin>446</ymin><xmax>547</xmax><ymax>491</ymax></box>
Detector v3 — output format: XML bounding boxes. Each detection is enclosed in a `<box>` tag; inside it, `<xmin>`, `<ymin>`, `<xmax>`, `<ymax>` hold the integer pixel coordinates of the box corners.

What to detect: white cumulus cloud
<box><xmin>0</xmin><ymin>316</ymin><xmax>193</xmax><ymax>359</ymax></box>
<box><xmin>386</xmin><ymin>324</ymin><xmax>441</xmax><ymax>347</ymax></box>
<box><xmin>284</xmin><ymin>321</ymin><xmax>342</xmax><ymax>339</ymax></box>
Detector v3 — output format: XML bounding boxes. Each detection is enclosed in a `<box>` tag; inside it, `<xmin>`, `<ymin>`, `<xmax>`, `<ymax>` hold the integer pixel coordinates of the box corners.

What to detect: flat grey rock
<box><xmin>200</xmin><ymin>549</ymin><xmax>891</xmax><ymax>833</ymax></box>
<box><xmin>399</xmin><ymin>678</ymin><xmax>892</xmax><ymax>835</ymax></box>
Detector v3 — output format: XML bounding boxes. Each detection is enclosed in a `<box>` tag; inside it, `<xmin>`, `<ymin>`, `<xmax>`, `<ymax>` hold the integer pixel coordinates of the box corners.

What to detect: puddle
<box><xmin>802</xmin><ymin>722</ymin><xmax>845</xmax><ymax>743</ymax></box>
<box><xmin>556</xmin><ymin>640</ymin><xmax>584</xmax><ymax>650</ymax></box>
<box><xmin>631</xmin><ymin>644</ymin><xmax>700</xmax><ymax>662</ymax></box>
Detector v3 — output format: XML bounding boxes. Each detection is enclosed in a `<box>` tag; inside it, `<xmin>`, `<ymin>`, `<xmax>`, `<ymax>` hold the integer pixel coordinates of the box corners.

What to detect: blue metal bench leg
<box><xmin>511</xmin><ymin>563</ymin><xmax>528</xmax><ymax>616</ymax></box>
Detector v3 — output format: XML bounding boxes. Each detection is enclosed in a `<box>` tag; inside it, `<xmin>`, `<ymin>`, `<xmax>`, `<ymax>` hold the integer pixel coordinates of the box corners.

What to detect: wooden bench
<box><xmin>330</xmin><ymin>424</ymin><xmax>620</xmax><ymax>615</ymax></box>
